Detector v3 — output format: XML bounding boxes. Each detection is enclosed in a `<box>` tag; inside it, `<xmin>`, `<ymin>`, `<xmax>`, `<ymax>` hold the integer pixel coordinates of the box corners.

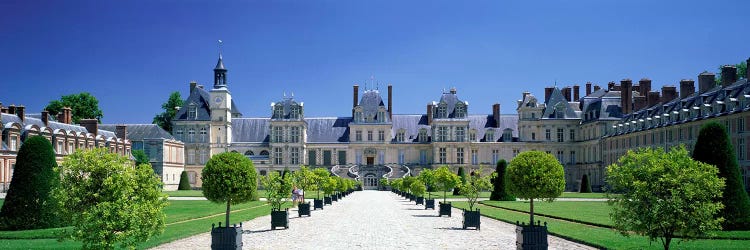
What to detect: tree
<box><xmin>418</xmin><ymin>169</ymin><xmax>436</xmax><ymax>199</ymax></box>
<box><xmin>506</xmin><ymin>151</ymin><xmax>565</xmax><ymax>225</ymax></box>
<box><xmin>490</xmin><ymin>159</ymin><xmax>515</xmax><ymax>201</ymax></box>
<box><xmin>201</xmin><ymin>152</ymin><xmax>258</xmax><ymax>227</ymax></box>
<box><xmin>312</xmin><ymin>167</ymin><xmax>330</xmax><ymax>199</ymax></box>
<box><xmin>261</xmin><ymin>171</ymin><xmax>292</xmax><ymax>211</ymax></box>
<box><xmin>45</xmin><ymin>92</ymin><xmax>104</xmax><ymax>124</ymax></box>
<box><xmin>716</xmin><ymin>60</ymin><xmax>748</xmax><ymax>84</ymax></box>
<box><xmin>178</xmin><ymin>171</ymin><xmax>191</xmax><ymax>190</ymax></box>
<box><xmin>293</xmin><ymin>166</ymin><xmax>317</xmax><ymax>200</ymax></box>
<box><xmin>433</xmin><ymin>166</ymin><xmax>462</xmax><ymax>203</ymax></box>
<box><xmin>410</xmin><ymin>179</ymin><xmax>426</xmax><ymax>198</ymax></box>
<box><xmin>321</xmin><ymin>176</ymin><xmax>337</xmax><ymax>196</ymax></box>
<box><xmin>608</xmin><ymin>146</ymin><xmax>725</xmax><ymax>250</ymax></box>
<box><xmin>0</xmin><ymin>136</ymin><xmax>60</xmax><ymax>230</ymax></box>
<box><xmin>579</xmin><ymin>174</ymin><xmax>592</xmax><ymax>193</ymax></box>
<box><xmin>692</xmin><ymin>122</ymin><xmax>750</xmax><ymax>230</ymax></box>
<box><xmin>453</xmin><ymin>167</ymin><xmax>466</xmax><ymax>195</ymax></box>
<box><xmin>460</xmin><ymin>168</ymin><xmax>494</xmax><ymax>211</ymax></box>
<box><xmin>53</xmin><ymin>148</ymin><xmax>167</xmax><ymax>249</ymax></box>
<box><xmin>132</xmin><ymin>149</ymin><xmax>149</xmax><ymax>166</ymax></box>
<box><xmin>152</xmin><ymin>91</ymin><xmax>184</xmax><ymax>133</ymax></box>
<box><xmin>402</xmin><ymin>176</ymin><xmax>416</xmax><ymax>194</ymax></box>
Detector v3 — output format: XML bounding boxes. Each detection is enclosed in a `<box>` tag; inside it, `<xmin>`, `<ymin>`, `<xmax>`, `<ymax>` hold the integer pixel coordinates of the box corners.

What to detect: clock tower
<box><xmin>209</xmin><ymin>54</ymin><xmax>233</xmax><ymax>154</ymax></box>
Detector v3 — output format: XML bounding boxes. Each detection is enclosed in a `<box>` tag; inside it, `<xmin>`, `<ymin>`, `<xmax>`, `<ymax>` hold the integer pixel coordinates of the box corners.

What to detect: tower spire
<box><xmin>213</xmin><ymin>40</ymin><xmax>227</xmax><ymax>88</ymax></box>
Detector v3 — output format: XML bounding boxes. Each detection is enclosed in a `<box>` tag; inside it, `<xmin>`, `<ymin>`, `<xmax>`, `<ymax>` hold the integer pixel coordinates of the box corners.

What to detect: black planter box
<box><xmin>313</xmin><ymin>199</ymin><xmax>324</xmax><ymax>210</ymax></box>
<box><xmin>415</xmin><ymin>196</ymin><xmax>424</xmax><ymax>205</ymax></box>
<box><xmin>516</xmin><ymin>223</ymin><xmax>548</xmax><ymax>250</ymax></box>
<box><xmin>271</xmin><ymin>209</ymin><xmax>289</xmax><ymax>230</ymax></box>
<box><xmin>298</xmin><ymin>202</ymin><xmax>311</xmax><ymax>217</ymax></box>
<box><xmin>425</xmin><ymin>199</ymin><xmax>435</xmax><ymax>209</ymax></box>
<box><xmin>409</xmin><ymin>194</ymin><xmax>415</xmax><ymax>201</ymax></box>
<box><xmin>439</xmin><ymin>202</ymin><xmax>452</xmax><ymax>217</ymax></box>
<box><xmin>332</xmin><ymin>195</ymin><xmax>339</xmax><ymax>202</ymax></box>
<box><xmin>324</xmin><ymin>196</ymin><xmax>332</xmax><ymax>205</ymax></box>
<box><xmin>211</xmin><ymin>224</ymin><xmax>243</xmax><ymax>250</ymax></box>
<box><xmin>462</xmin><ymin>209</ymin><xmax>481</xmax><ymax>230</ymax></box>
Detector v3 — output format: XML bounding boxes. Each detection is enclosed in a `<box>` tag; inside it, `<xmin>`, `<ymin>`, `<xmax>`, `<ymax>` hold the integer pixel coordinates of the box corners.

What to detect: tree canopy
<box><xmin>54</xmin><ymin>148</ymin><xmax>167</xmax><ymax>249</ymax></box>
<box><xmin>201</xmin><ymin>152</ymin><xmax>258</xmax><ymax>226</ymax></box>
<box><xmin>418</xmin><ymin>169</ymin><xmax>436</xmax><ymax>199</ymax></box>
<box><xmin>132</xmin><ymin>149</ymin><xmax>149</xmax><ymax>166</ymax></box>
<box><xmin>433</xmin><ymin>166</ymin><xmax>462</xmax><ymax>202</ymax></box>
<box><xmin>45</xmin><ymin>92</ymin><xmax>103</xmax><ymax>124</ymax></box>
<box><xmin>608</xmin><ymin>146</ymin><xmax>725</xmax><ymax>250</ymax></box>
<box><xmin>261</xmin><ymin>171</ymin><xmax>292</xmax><ymax>211</ymax></box>
<box><xmin>507</xmin><ymin>151</ymin><xmax>565</xmax><ymax>225</ymax></box>
<box><xmin>152</xmin><ymin>91</ymin><xmax>184</xmax><ymax>134</ymax></box>
<box><xmin>0</xmin><ymin>136</ymin><xmax>60</xmax><ymax>230</ymax></box>
<box><xmin>460</xmin><ymin>168</ymin><xmax>494</xmax><ymax>211</ymax></box>
<box><xmin>692</xmin><ymin>122</ymin><xmax>750</xmax><ymax>230</ymax></box>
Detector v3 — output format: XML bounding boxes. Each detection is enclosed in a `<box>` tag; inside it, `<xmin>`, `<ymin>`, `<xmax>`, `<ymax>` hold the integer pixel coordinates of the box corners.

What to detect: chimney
<box><xmin>8</xmin><ymin>105</ymin><xmax>15</xmax><ymax>115</ymax></box>
<box><xmin>620</xmin><ymin>79</ymin><xmax>633</xmax><ymax>115</ymax></box>
<box><xmin>63</xmin><ymin>107</ymin><xmax>72</xmax><ymax>124</ymax></box>
<box><xmin>426</xmin><ymin>104</ymin><xmax>433</xmax><ymax>125</ymax></box>
<box><xmin>387</xmin><ymin>84</ymin><xmax>393</xmax><ymax>120</ymax></box>
<box><xmin>0</xmin><ymin>107</ymin><xmax>7</xmax><ymax>114</ymax></box>
<box><xmin>115</xmin><ymin>125</ymin><xmax>127</xmax><ymax>141</ymax></box>
<box><xmin>16</xmin><ymin>105</ymin><xmax>25</xmax><ymax>122</ymax></box>
<box><xmin>573</xmin><ymin>85</ymin><xmax>580</xmax><ymax>101</ymax></box>
<box><xmin>585</xmin><ymin>82</ymin><xmax>592</xmax><ymax>96</ymax></box>
<box><xmin>41</xmin><ymin>110</ymin><xmax>49</xmax><ymax>127</ymax></box>
<box><xmin>698</xmin><ymin>72</ymin><xmax>716</xmax><ymax>93</ymax></box>
<box><xmin>648</xmin><ymin>91</ymin><xmax>661</xmax><ymax>108</ymax></box>
<box><xmin>544</xmin><ymin>87</ymin><xmax>554</xmax><ymax>103</ymax></box>
<box><xmin>638</xmin><ymin>78</ymin><xmax>652</xmax><ymax>97</ymax></box>
<box><xmin>492</xmin><ymin>104</ymin><xmax>501</xmax><ymax>128</ymax></box>
<box><xmin>661</xmin><ymin>86</ymin><xmax>677</xmax><ymax>103</ymax></box>
<box><xmin>721</xmin><ymin>65</ymin><xmax>738</xmax><ymax>87</ymax></box>
<box><xmin>80</xmin><ymin>119</ymin><xmax>98</xmax><ymax>136</ymax></box>
<box><xmin>190</xmin><ymin>81</ymin><xmax>197</xmax><ymax>93</ymax></box>
<box><xmin>352</xmin><ymin>85</ymin><xmax>359</xmax><ymax>117</ymax></box>
<box><xmin>679</xmin><ymin>79</ymin><xmax>695</xmax><ymax>99</ymax></box>
<box><xmin>561</xmin><ymin>87</ymin><xmax>571</xmax><ymax>102</ymax></box>
<box><xmin>633</xmin><ymin>96</ymin><xmax>647</xmax><ymax>111</ymax></box>
<box><xmin>594</xmin><ymin>85</ymin><xmax>601</xmax><ymax>91</ymax></box>
<box><xmin>608</xmin><ymin>81</ymin><xmax>616</xmax><ymax>91</ymax></box>
<box><xmin>57</xmin><ymin>113</ymin><xmax>65</xmax><ymax>123</ymax></box>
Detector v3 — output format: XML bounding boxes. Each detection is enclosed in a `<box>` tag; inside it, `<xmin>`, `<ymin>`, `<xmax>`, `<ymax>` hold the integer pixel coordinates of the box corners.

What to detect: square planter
<box><xmin>462</xmin><ymin>209</ymin><xmax>481</xmax><ymax>230</ymax></box>
<box><xmin>211</xmin><ymin>224</ymin><xmax>243</xmax><ymax>250</ymax></box>
<box><xmin>439</xmin><ymin>202</ymin><xmax>452</xmax><ymax>217</ymax></box>
<box><xmin>298</xmin><ymin>202</ymin><xmax>311</xmax><ymax>217</ymax></box>
<box><xmin>425</xmin><ymin>199</ymin><xmax>435</xmax><ymax>210</ymax></box>
<box><xmin>515</xmin><ymin>223</ymin><xmax>548</xmax><ymax>250</ymax></box>
<box><xmin>415</xmin><ymin>196</ymin><xmax>424</xmax><ymax>205</ymax></box>
<box><xmin>271</xmin><ymin>209</ymin><xmax>289</xmax><ymax>230</ymax></box>
<box><xmin>324</xmin><ymin>196</ymin><xmax>332</xmax><ymax>205</ymax></box>
<box><xmin>332</xmin><ymin>195</ymin><xmax>339</xmax><ymax>202</ymax></box>
<box><xmin>313</xmin><ymin>199</ymin><xmax>324</xmax><ymax>210</ymax></box>
<box><xmin>409</xmin><ymin>194</ymin><xmax>415</xmax><ymax>201</ymax></box>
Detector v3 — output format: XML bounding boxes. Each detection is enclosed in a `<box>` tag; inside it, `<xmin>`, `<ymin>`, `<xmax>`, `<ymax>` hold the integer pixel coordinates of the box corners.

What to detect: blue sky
<box><xmin>1</xmin><ymin>0</ymin><xmax>749</xmax><ymax>124</ymax></box>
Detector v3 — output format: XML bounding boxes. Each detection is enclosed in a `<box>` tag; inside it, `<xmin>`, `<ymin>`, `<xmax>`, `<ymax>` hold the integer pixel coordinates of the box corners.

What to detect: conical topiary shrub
<box><xmin>178</xmin><ymin>171</ymin><xmax>191</xmax><ymax>190</ymax></box>
<box><xmin>0</xmin><ymin>136</ymin><xmax>61</xmax><ymax>230</ymax></box>
<box><xmin>453</xmin><ymin>167</ymin><xmax>466</xmax><ymax>195</ymax></box>
<box><xmin>490</xmin><ymin>159</ymin><xmax>515</xmax><ymax>201</ymax></box>
<box><xmin>579</xmin><ymin>174</ymin><xmax>592</xmax><ymax>193</ymax></box>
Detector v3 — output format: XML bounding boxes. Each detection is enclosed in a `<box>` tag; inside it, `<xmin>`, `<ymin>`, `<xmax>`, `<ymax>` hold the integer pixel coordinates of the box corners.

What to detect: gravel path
<box><xmin>153</xmin><ymin>191</ymin><xmax>594</xmax><ymax>250</ymax></box>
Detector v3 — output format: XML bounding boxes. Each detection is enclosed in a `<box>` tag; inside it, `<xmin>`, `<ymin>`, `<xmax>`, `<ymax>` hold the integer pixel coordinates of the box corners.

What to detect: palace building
<box><xmin>173</xmin><ymin>54</ymin><xmax>750</xmax><ymax>192</ymax></box>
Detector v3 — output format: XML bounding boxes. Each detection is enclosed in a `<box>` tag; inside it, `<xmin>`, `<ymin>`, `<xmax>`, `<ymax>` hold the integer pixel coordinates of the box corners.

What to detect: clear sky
<box><xmin>1</xmin><ymin>0</ymin><xmax>749</xmax><ymax>124</ymax></box>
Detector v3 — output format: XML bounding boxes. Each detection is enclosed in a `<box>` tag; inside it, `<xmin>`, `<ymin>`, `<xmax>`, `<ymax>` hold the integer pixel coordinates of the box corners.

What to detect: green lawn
<box><xmin>0</xmin><ymin>199</ymin><xmax>275</xmax><ymax>249</ymax></box>
<box><xmin>452</xmin><ymin>201</ymin><xmax>750</xmax><ymax>249</ymax></box>
<box><xmin>558</xmin><ymin>192</ymin><xmax>611</xmax><ymax>199</ymax></box>
<box><xmin>163</xmin><ymin>190</ymin><xmax>205</xmax><ymax>197</ymax></box>
<box><xmin>482</xmin><ymin>200</ymin><xmax>613</xmax><ymax>227</ymax></box>
<box><xmin>426</xmin><ymin>191</ymin><xmax>491</xmax><ymax>199</ymax></box>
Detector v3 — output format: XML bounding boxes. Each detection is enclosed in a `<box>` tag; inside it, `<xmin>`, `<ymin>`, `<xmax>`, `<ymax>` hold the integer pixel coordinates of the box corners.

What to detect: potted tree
<box><xmin>434</xmin><ymin>166</ymin><xmax>461</xmax><ymax>217</ymax></box>
<box><xmin>379</xmin><ymin>177</ymin><xmax>389</xmax><ymax>191</ymax></box>
<box><xmin>459</xmin><ymin>168</ymin><xmax>494</xmax><ymax>230</ymax></box>
<box><xmin>312</xmin><ymin>167</ymin><xmax>329</xmax><ymax>209</ymax></box>
<box><xmin>261</xmin><ymin>171</ymin><xmax>293</xmax><ymax>230</ymax></box>
<box><xmin>322</xmin><ymin>176</ymin><xmax>336</xmax><ymax>204</ymax></box>
<box><xmin>507</xmin><ymin>151</ymin><xmax>565</xmax><ymax>249</ymax></box>
<box><xmin>402</xmin><ymin>176</ymin><xmax>416</xmax><ymax>201</ymax></box>
<box><xmin>202</xmin><ymin>152</ymin><xmax>258</xmax><ymax>250</ymax></box>
<box><xmin>293</xmin><ymin>166</ymin><xmax>316</xmax><ymax>217</ymax></box>
<box><xmin>419</xmin><ymin>169</ymin><xmax>437</xmax><ymax>209</ymax></box>
<box><xmin>391</xmin><ymin>178</ymin><xmax>402</xmax><ymax>196</ymax></box>
<box><xmin>336</xmin><ymin>177</ymin><xmax>347</xmax><ymax>200</ymax></box>
<box><xmin>411</xmin><ymin>179</ymin><xmax>426</xmax><ymax>205</ymax></box>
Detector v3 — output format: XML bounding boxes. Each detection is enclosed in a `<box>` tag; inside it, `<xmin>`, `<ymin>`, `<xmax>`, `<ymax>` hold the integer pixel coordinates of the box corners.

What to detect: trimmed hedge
<box><xmin>579</xmin><ymin>174</ymin><xmax>592</xmax><ymax>193</ymax></box>
<box><xmin>178</xmin><ymin>171</ymin><xmax>191</xmax><ymax>190</ymax></box>
<box><xmin>490</xmin><ymin>159</ymin><xmax>515</xmax><ymax>201</ymax></box>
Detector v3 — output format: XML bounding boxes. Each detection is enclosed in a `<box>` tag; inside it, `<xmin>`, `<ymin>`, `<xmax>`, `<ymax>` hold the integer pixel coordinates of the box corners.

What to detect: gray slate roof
<box><xmin>306</xmin><ymin>117</ymin><xmax>351</xmax><ymax>143</ymax></box>
<box><xmin>232</xmin><ymin>118</ymin><xmax>270</xmax><ymax>143</ymax></box>
<box><xmin>174</xmin><ymin>87</ymin><xmax>212</xmax><ymax>121</ymax></box>
<box><xmin>437</xmin><ymin>92</ymin><xmax>467</xmax><ymax>118</ymax></box>
<box><xmin>100</xmin><ymin>124</ymin><xmax>175</xmax><ymax>141</ymax></box>
<box><xmin>391</xmin><ymin>115</ymin><xmax>431</xmax><ymax>142</ymax></box>
<box><xmin>542</xmin><ymin>87</ymin><xmax>581</xmax><ymax>119</ymax></box>
<box><xmin>358</xmin><ymin>90</ymin><xmax>388</xmax><ymax>121</ymax></box>
<box><xmin>1</xmin><ymin>113</ymin><xmax>121</xmax><ymax>140</ymax></box>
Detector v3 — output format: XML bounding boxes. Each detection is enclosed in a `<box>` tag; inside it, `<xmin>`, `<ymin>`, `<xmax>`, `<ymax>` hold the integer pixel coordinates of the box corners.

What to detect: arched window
<box><xmin>245</xmin><ymin>150</ymin><xmax>254</xmax><ymax>156</ymax></box>
<box><xmin>199</xmin><ymin>127</ymin><xmax>207</xmax><ymax>142</ymax></box>
<box><xmin>260</xmin><ymin>170</ymin><xmax>267</xmax><ymax>176</ymax></box>
<box><xmin>260</xmin><ymin>150</ymin><xmax>270</xmax><ymax>156</ymax></box>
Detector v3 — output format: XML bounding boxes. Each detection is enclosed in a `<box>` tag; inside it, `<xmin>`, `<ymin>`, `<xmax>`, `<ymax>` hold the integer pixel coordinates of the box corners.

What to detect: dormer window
<box><xmin>418</xmin><ymin>129</ymin><xmax>428</xmax><ymax>142</ymax></box>
<box><xmin>502</xmin><ymin>129</ymin><xmax>512</xmax><ymax>142</ymax></box>
<box><xmin>469</xmin><ymin>129</ymin><xmax>477</xmax><ymax>141</ymax></box>
<box><xmin>486</xmin><ymin>130</ymin><xmax>495</xmax><ymax>142</ymax></box>
<box><xmin>188</xmin><ymin>103</ymin><xmax>197</xmax><ymax>120</ymax></box>
<box><xmin>437</xmin><ymin>103</ymin><xmax>447</xmax><ymax>118</ymax></box>
<box><xmin>554</xmin><ymin>103</ymin><xmax>565</xmax><ymax>118</ymax></box>
<box><xmin>378</xmin><ymin>110</ymin><xmax>385</xmax><ymax>123</ymax></box>
<box><xmin>455</xmin><ymin>103</ymin><xmax>466</xmax><ymax>118</ymax></box>
<box><xmin>354</xmin><ymin>110</ymin><xmax>363</xmax><ymax>122</ymax></box>
<box><xmin>396</xmin><ymin>130</ymin><xmax>405</xmax><ymax>142</ymax></box>
<box><xmin>290</xmin><ymin>105</ymin><xmax>300</xmax><ymax>119</ymax></box>
<box><xmin>273</xmin><ymin>105</ymin><xmax>284</xmax><ymax>119</ymax></box>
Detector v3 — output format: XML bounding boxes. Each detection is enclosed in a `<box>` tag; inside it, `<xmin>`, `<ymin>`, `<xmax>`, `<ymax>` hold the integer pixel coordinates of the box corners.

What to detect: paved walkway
<box><xmin>165</xmin><ymin>196</ymin><xmax>606</xmax><ymax>202</ymax></box>
<box><xmin>154</xmin><ymin>191</ymin><xmax>593</xmax><ymax>250</ymax></box>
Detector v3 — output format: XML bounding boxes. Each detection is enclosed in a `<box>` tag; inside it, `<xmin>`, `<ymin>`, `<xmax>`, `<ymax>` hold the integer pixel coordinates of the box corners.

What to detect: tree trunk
<box><xmin>225</xmin><ymin>200</ymin><xmax>231</xmax><ymax>227</ymax></box>
<box><xmin>443</xmin><ymin>190</ymin><xmax>447</xmax><ymax>203</ymax></box>
<box><xmin>663</xmin><ymin>237</ymin><xmax>671</xmax><ymax>250</ymax></box>
<box><xmin>529</xmin><ymin>198</ymin><xmax>535</xmax><ymax>226</ymax></box>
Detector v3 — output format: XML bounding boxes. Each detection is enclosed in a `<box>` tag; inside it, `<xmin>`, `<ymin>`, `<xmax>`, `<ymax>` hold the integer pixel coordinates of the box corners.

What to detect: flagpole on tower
<box><xmin>218</xmin><ymin>40</ymin><xmax>223</xmax><ymax>58</ymax></box>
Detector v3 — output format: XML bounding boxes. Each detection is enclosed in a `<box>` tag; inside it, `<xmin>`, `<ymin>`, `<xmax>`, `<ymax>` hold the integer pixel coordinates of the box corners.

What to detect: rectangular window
<box><xmin>188</xmin><ymin>129</ymin><xmax>195</xmax><ymax>142</ymax></box>
<box><xmin>273</xmin><ymin>126</ymin><xmax>283</xmax><ymax>143</ymax></box>
<box><xmin>531</xmin><ymin>132</ymin><xmax>536</xmax><ymax>140</ymax></box>
<box><xmin>420</xmin><ymin>150</ymin><xmax>427</xmax><ymax>165</ymax></box>
<box><xmin>378</xmin><ymin>131</ymin><xmax>385</xmax><ymax>141</ymax></box>
<box><xmin>471</xmin><ymin>149</ymin><xmax>478</xmax><ymax>165</ymax></box>
<box><xmin>492</xmin><ymin>149</ymin><xmax>499</xmax><ymax>164</ymax></box>
<box><xmin>545</xmin><ymin>129</ymin><xmax>551</xmax><ymax>141</ymax></box>
<box><xmin>437</xmin><ymin>126</ymin><xmax>448</xmax><ymax>142</ymax></box>
<box><xmin>570</xmin><ymin>151</ymin><xmax>576</xmax><ymax>165</ymax></box>
<box><xmin>457</xmin><ymin>148</ymin><xmax>464</xmax><ymax>164</ymax></box>
<box><xmin>367</xmin><ymin>131</ymin><xmax>373</xmax><ymax>141</ymax></box>
<box><xmin>739</xmin><ymin>118</ymin><xmax>745</xmax><ymax>133</ymax></box>
<box><xmin>274</xmin><ymin>148</ymin><xmax>283</xmax><ymax>165</ymax></box>
<box><xmin>569</xmin><ymin>129</ymin><xmax>575</xmax><ymax>141</ymax></box>
<box><xmin>290</xmin><ymin>127</ymin><xmax>300</xmax><ymax>143</ymax></box>
<box><xmin>557</xmin><ymin>128</ymin><xmax>564</xmax><ymax>142</ymax></box>
<box><xmin>187</xmin><ymin>149</ymin><xmax>195</xmax><ymax>164</ymax></box>
<box><xmin>398</xmin><ymin>150</ymin><xmax>405</xmax><ymax>165</ymax></box>
<box><xmin>56</xmin><ymin>141</ymin><xmax>63</xmax><ymax>154</ymax></box>
<box><xmin>557</xmin><ymin>150</ymin><xmax>564</xmax><ymax>163</ymax></box>
<box><xmin>396</xmin><ymin>132</ymin><xmax>405</xmax><ymax>142</ymax></box>
<box><xmin>356</xmin><ymin>131</ymin><xmax>362</xmax><ymax>141</ymax></box>
<box><xmin>200</xmin><ymin>149</ymin><xmax>208</xmax><ymax>164</ymax></box>
<box><xmin>469</xmin><ymin>132</ymin><xmax>476</xmax><ymax>141</ymax></box>
<box><xmin>200</xmin><ymin>128</ymin><xmax>207</xmax><ymax>142</ymax></box>
<box><xmin>290</xmin><ymin>147</ymin><xmax>299</xmax><ymax>164</ymax></box>
<box><xmin>439</xmin><ymin>148</ymin><xmax>447</xmax><ymax>164</ymax></box>
<box><xmin>175</xmin><ymin>129</ymin><xmax>183</xmax><ymax>140</ymax></box>
<box><xmin>456</xmin><ymin>127</ymin><xmax>465</xmax><ymax>142</ymax></box>
<box><xmin>738</xmin><ymin>138</ymin><xmax>746</xmax><ymax>161</ymax></box>
<box><xmin>513</xmin><ymin>149</ymin><xmax>520</xmax><ymax>157</ymax></box>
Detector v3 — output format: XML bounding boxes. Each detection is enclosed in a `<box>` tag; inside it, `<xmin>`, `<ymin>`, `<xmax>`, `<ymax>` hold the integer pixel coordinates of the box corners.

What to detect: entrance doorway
<box><xmin>363</xmin><ymin>173</ymin><xmax>378</xmax><ymax>190</ymax></box>
<box><xmin>366</xmin><ymin>157</ymin><xmax>374</xmax><ymax>166</ymax></box>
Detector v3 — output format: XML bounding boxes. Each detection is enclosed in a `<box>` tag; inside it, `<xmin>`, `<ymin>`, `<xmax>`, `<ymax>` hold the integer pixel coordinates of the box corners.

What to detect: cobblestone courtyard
<box><xmin>154</xmin><ymin>191</ymin><xmax>593</xmax><ymax>249</ymax></box>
